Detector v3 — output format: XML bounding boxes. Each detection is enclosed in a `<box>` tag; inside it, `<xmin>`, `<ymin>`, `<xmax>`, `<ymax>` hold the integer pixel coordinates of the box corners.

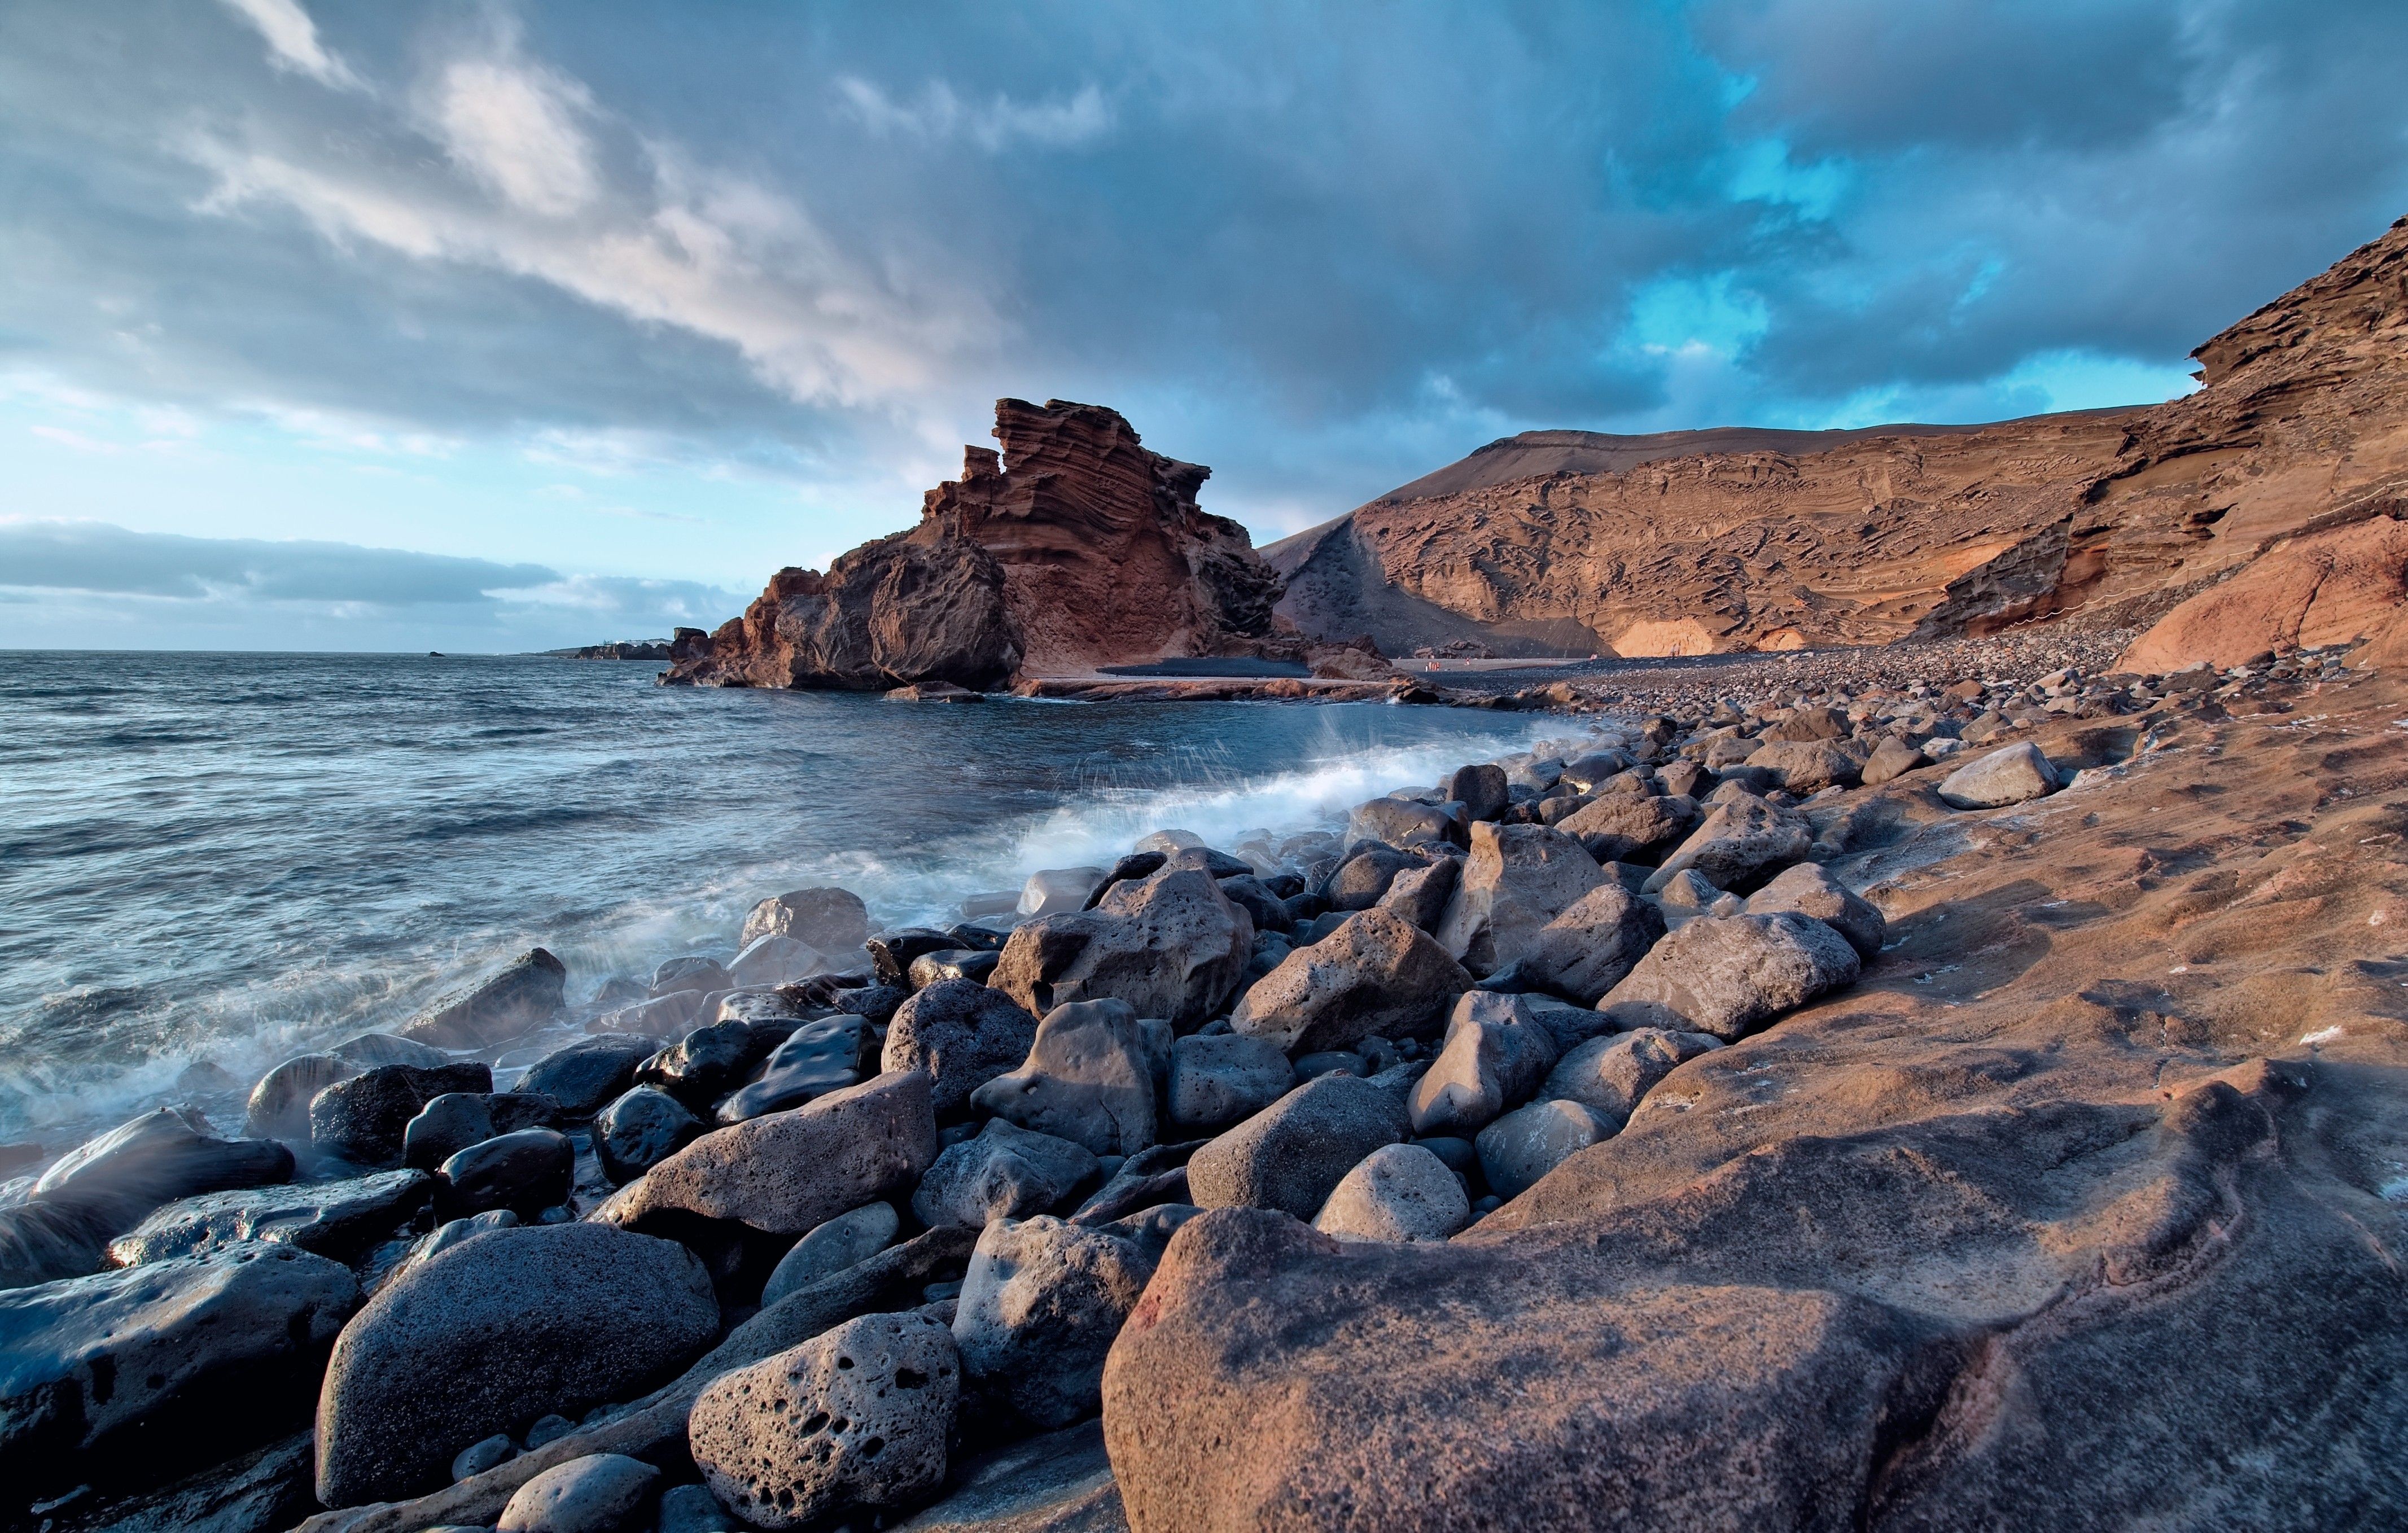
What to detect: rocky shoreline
<box><xmin>5</xmin><ymin>635</ymin><xmax>2401</xmax><ymax>1531</ymax></box>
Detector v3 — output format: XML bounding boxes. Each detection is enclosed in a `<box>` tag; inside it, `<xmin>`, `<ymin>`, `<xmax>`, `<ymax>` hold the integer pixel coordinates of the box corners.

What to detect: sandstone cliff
<box><xmin>665</xmin><ymin>400</ymin><xmax>1289</xmax><ymax>689</ymax></box>
<box><xmin>1272</xmin><ymin>215</ymin><xmax>2408</xmax><ymax>661</ymax></box>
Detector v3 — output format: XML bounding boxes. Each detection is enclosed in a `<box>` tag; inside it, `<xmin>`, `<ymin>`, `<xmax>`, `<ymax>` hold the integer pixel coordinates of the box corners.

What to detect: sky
<box><xmin>3</xmin><ymin>1</ymin><xmax>2405</xmax><ymax>651</ymax></box>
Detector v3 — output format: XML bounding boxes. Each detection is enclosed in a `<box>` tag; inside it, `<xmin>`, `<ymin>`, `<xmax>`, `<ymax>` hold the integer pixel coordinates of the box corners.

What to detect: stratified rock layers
<box><xmin>667</xmin><ymin>400</ymin><xmax>1286</xmax><ymax>688</ymax></box>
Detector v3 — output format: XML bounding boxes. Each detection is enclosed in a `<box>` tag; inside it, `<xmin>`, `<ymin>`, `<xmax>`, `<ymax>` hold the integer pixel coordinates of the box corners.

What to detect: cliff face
<box><xmin>1272</xmin><ymin>216</ymin><xmax>2408</xmax><ymax>659</ymax></box>
<box><xmin>665</xmin><ymin>400</ymin><xmax>1288</xmax><ymax>689</ymax></box>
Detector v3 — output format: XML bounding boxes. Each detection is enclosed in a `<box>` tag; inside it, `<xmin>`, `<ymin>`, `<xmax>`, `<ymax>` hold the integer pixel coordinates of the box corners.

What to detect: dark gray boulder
<box><xmin>243</xmin><ymin>1054</ymin><xmax>357</xmax><ymax>1140</ymax></box>
<box><xmin>717</xmin><ymin>1015</ymin><xmax>869</xmax><ymax>1124</ymax></box>
<box><xmin>593</xmin><ymin>1086</ymin><xmax>704</xmax><ymax>1185</ymax></box>
<box><xmin>1323</xmin><ymin>846</ymin><xmax>1429</xmax><ymax>912</ymax></box>
<box><xmin>1442</xmin><ymin>763</ymin><xmax>1511</xmax><ymax>822</ymax></box>
<box><xmin>912</xmin><ymin>1119</ymin><xmax>1099</xmax><ymax>1230</ymax></box>
<box><xmin>1</xmin><ymin>1245</ymin><xmax>357</xmax><ymax>1490</ymax></box>
<box><xmin>400</xmin><ymin>948</ymin><xmax>568</xmax><ymax>1049</ymax></box>
<box><xmin>35</xmin><ymin>1107</ymin><xmax>294</xmax><ymax>1222</ymax></box>
<box><xmin>882</xmin><ymin>979</ymin><xmax>1042</xmax><ymax>1119</ymax></box>
<box><xmin>434</xmin><ymin>1129</ymin><xmax>575</xmax><ymax>1220</ymax></box>
<box><xmin>105</xmin><ymin>1170</ymin><xmax>432</xmax><ymax>1266</ymax></box>
<box><xmin>404</xmin><ymin>1091</ymin><xmax>559</xmax><ymax>1170</ymax></box>
<box><xmin>1186</xmin><ymin>1076</ymin><xmax>1410</xmax><ymax>1220</ymax></box>
<box><xmin>515</xmin><ymin>1036</ymin><xmax>662</xmax><ymax>1118</ymax></box>
<box><xmin>314</xmin><ymin>1221</ymin><xmax>717</xmax><ymax>1507</ymax></box>
<box><xmin>309</xmin><ymin>1063</ymin><xmax>494</xmax><ymax>1169</ymax></box>
<box><xmin>953</xmin><ymin>1209</ymin><xmax>1190</xmax><ymax>1428</ymax></box>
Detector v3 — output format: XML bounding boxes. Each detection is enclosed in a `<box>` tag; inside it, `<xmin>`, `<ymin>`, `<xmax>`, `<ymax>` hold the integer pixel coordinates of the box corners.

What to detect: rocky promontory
<box><xmin>663</xmin><ymin>400</ymin><xmax>1301</xmax><ymax>691</ymax></box>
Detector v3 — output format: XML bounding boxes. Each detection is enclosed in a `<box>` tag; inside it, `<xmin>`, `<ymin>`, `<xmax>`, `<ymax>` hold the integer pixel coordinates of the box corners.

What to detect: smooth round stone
<box><xmin>759</xmin><ymin>1202</ymin><xmax>900</xmax><ymax>1307</ymax></box>
<box><xmin>496</xmin><ymin>1452</ymin><xmax>660</xmax><ymax>1533</ymax></box>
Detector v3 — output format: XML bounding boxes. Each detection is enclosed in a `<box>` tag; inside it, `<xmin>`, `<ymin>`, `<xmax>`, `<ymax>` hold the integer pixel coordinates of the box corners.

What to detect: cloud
<box><xmin>0</xmin><ymin>519</ymin><xmax>557</xmax><ymax>603</ymax></box>
<box><xmin>836</xmin><ymin>77</ymin><xmax>1114</xmax><ymax>151</ymax></box>
<box><xmin>431</xmin><ymin>57</ymin><xmax>599</xmax><ymax>217</ymax></box>
<box><xmin>216</xmin><ymin>0</ymin><xmax>360</xmax><ymax>91</ymax></box>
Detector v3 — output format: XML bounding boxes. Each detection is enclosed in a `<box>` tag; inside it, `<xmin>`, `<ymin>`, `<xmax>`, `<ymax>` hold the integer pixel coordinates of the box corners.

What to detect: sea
<box><xmin>0</xmin><ymin>651</ymin><xmax>1586</xmax><ymax>1151</ymax></box>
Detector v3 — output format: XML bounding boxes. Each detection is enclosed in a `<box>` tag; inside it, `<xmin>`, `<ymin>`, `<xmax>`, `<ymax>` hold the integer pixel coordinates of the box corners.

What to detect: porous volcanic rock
<box><xmin>667</xmin><ymin>400</ymin><xmax>1290</xmax><ymax>687</ymax></box>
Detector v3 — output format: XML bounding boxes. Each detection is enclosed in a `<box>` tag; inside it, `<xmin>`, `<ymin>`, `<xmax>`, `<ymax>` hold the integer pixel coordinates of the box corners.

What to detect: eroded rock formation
<box><xmin>1272</xmin><ymin>215</ymin><xmax>2408</xmax><ymax>661</ymax></box>
<box><xmin>665</xmin><ymin>400</ymin><xmax>1289</xmax><ymax>689</ymax></box>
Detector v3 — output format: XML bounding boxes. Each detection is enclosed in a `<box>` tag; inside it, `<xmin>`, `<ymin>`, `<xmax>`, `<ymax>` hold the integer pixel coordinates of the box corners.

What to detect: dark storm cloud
<box><xmin>1</xmin><ymin>0</ymin><xmax>2404</xmax><ymax>524</ymax></box>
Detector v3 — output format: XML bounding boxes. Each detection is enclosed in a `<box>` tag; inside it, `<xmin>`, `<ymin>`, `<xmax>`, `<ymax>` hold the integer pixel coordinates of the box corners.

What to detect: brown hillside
<box><xmin>1271</xmin><ymin>216</ymin><xmax>2408</xmax><ymax>660</ymax></box>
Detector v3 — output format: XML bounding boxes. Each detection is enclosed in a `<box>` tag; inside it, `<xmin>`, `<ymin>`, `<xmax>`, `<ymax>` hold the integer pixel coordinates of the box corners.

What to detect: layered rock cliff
<box><xmin>1272</xmin><ymin>215</ymin><xmax>2408</xmax><ymax>660</ymax></box>
<box><xmin>664</xmin><ymin>400</ymin><xmax>1289</xmax><ymax>689</ymax></box>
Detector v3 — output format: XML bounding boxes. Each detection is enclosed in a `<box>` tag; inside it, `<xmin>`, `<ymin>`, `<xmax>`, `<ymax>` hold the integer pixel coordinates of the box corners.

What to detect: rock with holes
<box><xmin>1166</xmin><ymin>1032</ymin><xmax>1295</xmax><ymax>1132</ymax></box>
<box><xmin>952</xmin><ymin>1210</ymin><xmax>1187</xmax><ymax>1429</ymax></box>
<box><xmin>1938</xmin><ymin>742</ymin><xmax>2062</xmax><ymax>809</ymax></box>
<box><xmin>988</xmin><ymin>869</ymin><xmax>1252</xmax><ymax>1031</ymax></box>
<box><xmin>911</xmin><ymin>1119</ymin><xmax>1098</xmax><ymax>1230</ymax></box>
<box><xmin>1542</xmin><ymin>1028</ymin><xmax>1723</xmax><ymax>1131</ymax></box>
<box><xmin>1600</xmin><ymin>913</ymin><xmax>1862</xmax><ymax>1041</ymax></box>
<box><xmin>1230</xmin><ymin>908</ymin><xmax>1472</xmax><ymax>1052</ymax></box>
<box><xmin>1374</xmin><ymin>857</ymin><xmax>1461</xmax><ymax>932</ymax></box>
<box><xmin>1643</xmin><ymin>794</ymin><xmax>1814</xmax><ymax>895</ymax></box>
<box><xmin>1407</xmin><ymin>998</ymin><xmax>1560</xmax><ymax>1136</ymax></box>
<box><xmin>1744</xmin><ymin>862</ymin><xmax>1888</xmax><ymax>961</ymax></box>
<box><xmin>400</xmin><ymin>948</ymin><xmax>568</xmax><ymax>1049</ymax></box>
<box><xmin>316</xmin><ymin>1221</ymin><xmax>717</xmax><ymax>1506</ymax></box>
<box><xmin>969</xmin><ymin>999</ymin><xmax>1157</xmax><ymax>1157</ymax></box>
<box><xmin>1434</xmin><ymin>822</ymin><xmax>1611</xmax><ymax>976</ymax></box>
<box><xmin>1186</xmin><ymin>1075</ymin><xmax>1410</xmax><ymax>1220</ymax></box>
<box><xmin>595</xmin><ymin>1071</ymin><xmax>938</xmax><ymax>1238</ymax></box>
<box><xmin>497</xmin><ymin>1452</ymin><xmax>660</xmax><ymax>1533</ymax></box>
<box><xmin>1556</xmin><ymin>794</ymin><xmax>1700</xmax><ymax>865</ymax></box>
<box><xmin>1311</xmin><ymin>1142</ymin><xmax>1470</xmax><ymax>1242</ymax></box>
<box><xmin>1518</xmin><ymin>882</ymin><xmax>1667</xmax><ymax>1006</ymax></box>
<box><xmin>688</xmin><ymin>1311</ymin><xmax>961</xmax><ymax>1530</ymax></box>
<box><xmin>881</xmin><ymin>980</ymin><xmax>1041</xmax><ymax>1119</ymax></box>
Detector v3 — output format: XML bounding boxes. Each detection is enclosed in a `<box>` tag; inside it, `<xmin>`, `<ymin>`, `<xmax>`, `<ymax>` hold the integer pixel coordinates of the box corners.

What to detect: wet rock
<box><xmin>1600</xmin><ymin>913</ymin><xmax>1862</xmax><ymax>1041</ymax></box>
<box><xmin>912</xmin><ymin>1119</ymin><xmax>1100</xmax><ymax>1229</ymax></box>
<box><xmin>953</xmin><ymin>1211</ymin><xmax>1182</xmax><ymax>1428</ymax></box>
<box><xmin>906</xmin><ymin>949</ymin><xmax>1002</xmax><ymax>989</ymax></box>
<box><xmin>596</xmin><ymin>1071</ymin><xmax>938</xmax><ymax>1237</ymax></box>
<box><xmin>1230</xmin><ymin>908</ymin><xmax>1472</xmax><ymax>1052</ymax></box>
<box><xmin>331</xmin><ymin>1032</ymin><xmax>451</xmax><ymax>1069</ymax></box>
<box><xmin>1860</xmin><ymin>734</ymin><xmax>1927</xmax><ymax>786</ymax></box>
<box><xmin>1543</xmin><ymin>1027</ymin><xmax>1722</xmax><ymax>1131</ymax></box>
<box><xmin>1312</xmin><ymin>1142</ymin><xmax>1470</xmax><ymax>1242</ymax></box>
<box><xmin>106</xmin><ymin>1169</ymin><xmax>431</xmax><ymax>1266</ymax></box>
<box><xmin>760</xmin><ymin>1201</ymin><xmax>900</xmax><ymax>1307</ymax></box>
<box><xmin>496</xmin><ymin>1452</ymin><xmax>659</xmax><ymax>1533</ymax></box>
<box><xmin>0</xmin><ymin>1244</ymin><xmax>357</xmax><ymax>1483</ymax></box>
<box><xmin>1643</xmin><ymin>792</ymin><xmax>1814</xmax><ymax>895</ymax></box>
<box><xmin>1560</xmin><ymin>749</ymin><xmax>1636</xmax><ymax>790</ymax></box>
<box><xmin>593</xmin><ymin>1087</ymin><xmax>703</xmax><ymax>1185</ymax></box>
<box><xmin>404</xmin><ymin>1091</ymin><xmax>558</xmax><ymax>1170</ymax></box>
<box><xmin>719</xmin><ymin>1015</ymin><xmax>869</xmax><ymax>1124</ymax></box>
<box><xmin>1166</xmin><ymin>1032</ymin><xmax>1294</xmax><ymax>1132</ymax></box>
<box><xmin>316</xmin><ymin>1221</ymin><xmax>717</xmax><ymax>1506</ymax></box>
<box><xmin>830</xmin><ymin>982</ymin><xmax>909</xmax><ymax>1027</ymax></box>
<box><xmin>1744</xmin><ymin>862</ymin><xmax>1888</xmax><ymax>961</ymax></box>
<box><xmin>990</xmin><ymin>869</ymin><xmax>1253</xmax><ymax>1030</ymax></box>
<box><xmin>638</xmin><ymin>1022</ymin><xmax>786</xmax><ymax>1105</ymax></box>
<box><xmin>244</xmin><ymin>1054</ymin><xmax>356</xmax><ymax>1140</ymax></box>
<box><xmin>1519</xmin><ymin>882</ymin><xmax>1668</xmax><ymax>1005</ymax></box>
<box><xmin>1742</xmin><ymin>739</ymin><xmax>1862</xmax><ymax>795</ymax></box>
<box><xmin>401</xmin><ymin>948</ymin><xmax>568</xmax><ymax>1049</ymax></box>
<box><xmin>1938</xmin><ymin>741</ymin><xmax>2062</xmax><ymax>809</ymax></box>
<box><xmin>742</xmin><ymin>887</ymin><xmax>873</xmax><ymax>955</ymax></box>
<box><xmin>1019</xmin><ymin>866</ymin><xmax>1107</xmax><ymax>918</ymax></box>
<box><xmin>1556</xmin><ymin>793</ymin><xmax>1700</xmax><ymax>864</ymax></box>
<box><xmin>1475</xmin><ymin>1098</ymin><xmax>1614</xmax><ymax>1198</ymax></box>
<box><xmin>688</xmin><ymin>1311</ymin><xmax>960</xmax><ymax>1530</ymax></box>
<box><xmin>1374</xmin><ymin>856</ymin><xmax>1460</xmax><ymax>932</ymax></box>
<box><xmin>310</xmin><ymin>1064</ymin><xmax>494</xmax><ymax>1169</ymax></box>
<box><xmin>970</xmin><ymin>999</ymin><xmax>1157</xmax><ymax>1157</ymax></box>
<box><xmin>1434</xmin><ymin>822</ymin><xmax>1610</xmax><ymax>976</ymax></box>
<box><xmin>35</xmin><ymin>1107</ymin><xmax>295</xmax><ymax>1227</ymax></box>
<box><xmin>1442</xmin><ymin>763</ymin><xmax>1511</xmax><ymax>822</ymax></box>
<box><xmin>402</xmin><ymin>1208</ymin><xmax>518</xmax><ymax>1275</ymax></box>
<box><xmin>1082</xmin><ymin>851</ymin><xmax>1167</xmax><ymax>909</ymax></box>
<box><xmin>1187</xmin><ymin>1075</ymin><xmax>1410</xmax><ymax>1219</ymax></box>
<box><xmin>434</xmin><ymin>1128</ymin><xmax>575</xmax><ymax>1220</ymax></box>
<box><xmin>881</xmin><ymin>980</ymin><xmax>1041</xmax><ymax>1118</ymax></box>
<box><xmin>516</xmin><ymin>1036</ymin><xmax>661</xmax><ymax>1119</ymax></box>
<box><xmin>1324</xmin><ymin>846</ymin><xmax>1429</xmax><ymax>912</ymax></box>
<box><xmin>1345</xmin><ymin>796</ymin><xmax>1464</xmax><ymax>852</ymax></box>
<box><xmin>728</xmin><ymin>934</ymin><xmax>825</xmax><ymax>990</ymax></box>
<box><xmin>1407</xmin><ymin>998</ymin><xmax>1560</xmax><ymax>1136</ymax></box>
<box><xmin>869</xmin><ymin>929</ymin><xmax>964</xmax><ymax>988</ymax></box>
